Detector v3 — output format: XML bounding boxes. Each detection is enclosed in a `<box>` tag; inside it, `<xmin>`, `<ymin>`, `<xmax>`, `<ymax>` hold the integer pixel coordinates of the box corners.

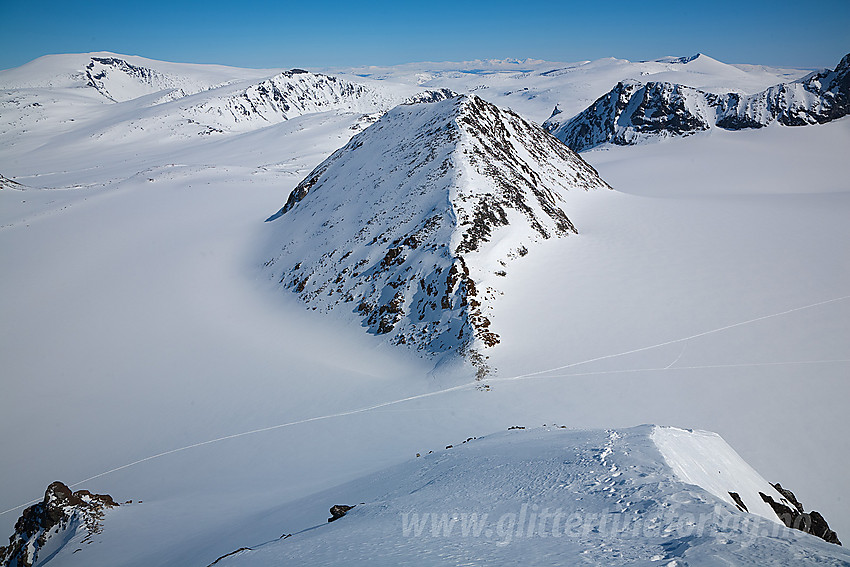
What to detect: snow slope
<box><xmin>189</xmin><ymin>427</ymin><xmax>849</xmax><ymax>567</ymax></box>
<box><xmin>0</xmin><ymin>52</ymin><xmax>848</xmax><ymax>566</ymax></box>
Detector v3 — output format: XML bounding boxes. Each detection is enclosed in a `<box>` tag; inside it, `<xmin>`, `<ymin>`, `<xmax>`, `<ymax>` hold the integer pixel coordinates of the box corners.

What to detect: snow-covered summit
<box><xmin>188</xmin><ymin>68</ymin><xmax>400</xmax><ymax>130</ymax></box>
<box><xmin>264</xmin><ymin>94</ymin><xmax>610</xmax><ymax>367</ymax></box>
<box><xmin>544</xmin><ymin>52</ymin><xmax>850</xmax><ymax>151</ymax></box>
<box><xmin>206</xmin><ymin>426</ymin><xmax>848</xmax><ymax>567</ymax></box>
<box><xmin>0</xmin><ymin>51</ymin><xmax>270</xmax><ymax>94</ymax></box>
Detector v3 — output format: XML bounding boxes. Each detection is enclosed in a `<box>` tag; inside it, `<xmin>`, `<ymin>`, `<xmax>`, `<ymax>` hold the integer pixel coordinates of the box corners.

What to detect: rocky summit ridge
<box><xmin>0</xmin><ymin>482</ymin><xmax>117</xmax><ymax>567</ymax></box>
<box><xmin>264</xmin><ymin>94</ymin><xmax>610</xmax><ymax>371</ymax></box>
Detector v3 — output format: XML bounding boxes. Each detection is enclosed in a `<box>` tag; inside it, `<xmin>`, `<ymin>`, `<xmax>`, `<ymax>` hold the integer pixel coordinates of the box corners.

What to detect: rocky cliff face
<box><xmin>264</xmin><ymin>95</ymin><xmax>610</xmax><ymax>371</ymax></box>
<box><xmin>543</xmin><ymin>80</ymin><xmax>719</xmax><ymax>151</ymax></box>
<box><xmin>545</xmin><ymin>53</ymin><xmax>850</xmax><ymax>151</ymax></box>
<box><xmin>0</xmin><ymin>482</ymin><xmax>118</xmax><ymax>567</ymax></box>
<box><xmin>761</xmin><ymin>483</ymin><xmax>842</xmax><ymax>546</ymax></box>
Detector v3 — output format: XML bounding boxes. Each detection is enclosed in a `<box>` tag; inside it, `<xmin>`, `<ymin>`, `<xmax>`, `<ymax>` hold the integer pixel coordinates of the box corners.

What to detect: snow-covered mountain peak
<box><xmin>545</xmin><ymin>52</ymin><xmax>850</xmax><ymax>151</ymax></box>
<box><xmin>264</xmin><ymin>94</ymin><xmax>610</xmax><ymax>367</ymax></box>
<box><xmin>180</xmin><ymin>68</ymin><xmax>401</xmax><ymax>132</ymax></box>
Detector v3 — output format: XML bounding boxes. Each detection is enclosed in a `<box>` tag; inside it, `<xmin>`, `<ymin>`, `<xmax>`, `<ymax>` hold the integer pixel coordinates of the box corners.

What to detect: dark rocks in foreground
<box><xmin>0</xmin><ymin>481</ymin><xmax>118</xmax><ymax>567</ymax></box>
<box><xmin>760</xmin><ymin>482</ymin><xmax>841</xmax><ymax>546</ymax></box>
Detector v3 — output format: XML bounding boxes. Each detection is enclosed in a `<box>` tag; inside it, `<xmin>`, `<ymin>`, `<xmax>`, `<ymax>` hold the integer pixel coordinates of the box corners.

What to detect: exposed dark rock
<box><xmin>0</xmin><ymin>481</ymin><xmax>118</xmax><ymax>567</ymax></box>
<box><xmin>759</xmin><ymin>485</ymin><xmax>841</xmax><ymax>546</ymax></box>
<box><xmin>0</xmin><ymin>173</ymin><xmax>26</xmax><ymax>191</ymax></box>
<box><xmin>206</xmin><ymin>547</ymin><xmax>253</xmax><ymax>567</ymax></box>
<box><xmin>773</xmin><ymin>482</ymin><xmax>804</xmax><ymax>514</ymax></box>
<box><xmin>728</xmin><ymin>491</ymin><xmax>749</xmax><ymax>513</ymax></box>
<box><xmin>404</xmin><ymin>88</ymin><xmax>458</xmax><ymax>105</ymax></box>
<box><xmin>328</xmin><ymin>504</ymin><xmax>355</xmax><ymax>522</ymax></box>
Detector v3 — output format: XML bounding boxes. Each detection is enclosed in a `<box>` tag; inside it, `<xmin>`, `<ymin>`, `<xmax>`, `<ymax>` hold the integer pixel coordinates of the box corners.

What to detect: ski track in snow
<box><xmin>2</xmin><ymin>293</ymin><xmax>848</xmax><ymax>518</ymax></box>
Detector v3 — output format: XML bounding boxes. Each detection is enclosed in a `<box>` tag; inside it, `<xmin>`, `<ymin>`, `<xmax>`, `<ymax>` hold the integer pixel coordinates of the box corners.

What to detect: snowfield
<box><xmin>0</xmin><ymin>52</ymin><xmax>848</xmax><ymax>566</ymax></box>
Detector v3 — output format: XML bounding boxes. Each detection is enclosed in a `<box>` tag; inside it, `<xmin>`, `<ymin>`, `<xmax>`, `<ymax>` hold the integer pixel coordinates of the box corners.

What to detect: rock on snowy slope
<box><xmin>206</xmin><ymin>426</ymin><xmax>849</xmax><ymax>567</ymax></box>
<box><xmin>545</xmin><ymin>52</ymin><xmax>850</xmax><ymax>151</ymax></box>
<box><xmin>763</xmin><ymin>483</ymin><xmax>842</xmax><ymax>545</ymax></box>
<box><xmin>0</xmin><ymin>482</ymin><xmax>117</xmax><ymax>567</ymax></box>
<box><xmin>0</xmin><ymin>174</ymin><xmax>25</xmax><ymax>191</ymax></box>
<box><xmin>263</xmin><ymin>94</ymin><xmax>610</xmax><ymax>370</ymax></box>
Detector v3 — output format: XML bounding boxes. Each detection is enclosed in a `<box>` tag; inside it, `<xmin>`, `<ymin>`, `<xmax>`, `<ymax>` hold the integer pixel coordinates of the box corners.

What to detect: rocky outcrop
<box><xmin>0</xmin><ymin>481</ymin><xmax>118</xmax><ymax>567</ymax></box>
<box><xmin>0</xmin><ymin>174</ymin><xmax>25</xmax><ymax>191</ymax></box>
<box><xmin>545</xmin><ymin>53</ymin><xmax>850</xmax><ymax>151</ymax></box>
<box><xmin>328</xmin><ymin>504</ymin><xmax>355</xmax><ymax>522</ymax></box>
<box><xmin>759</xmin><ymin>483</ymin><xmax>841</xmax><ymax>545</ymax></box>
<box><xmin>264</xmin><ymin>95</ymin><xmax>610</xmax><ymax>369</ymax></box>
<box><xmin>403</xmin><ymin>88</ymin><xmax>457</xmax><ymax>105</ymax></box>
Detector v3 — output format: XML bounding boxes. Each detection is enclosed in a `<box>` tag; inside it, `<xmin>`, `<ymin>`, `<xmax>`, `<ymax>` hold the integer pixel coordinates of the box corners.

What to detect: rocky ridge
<box><xmin>264</xmin><ymin>94</ymin><xmax>610</xmax><ymax>370</ymax></box>
<box><xmin>192</xmin><ymin>69</ymin><xmax>397</xmax><ymax>129</ymax></box>
<box><xmin>0</xmin><ymin>482</ymin><xmax>118</xmax><ymax>567</ymax></box>
<box><xmin>544</xmin><ymin>53</ymin><xmax>850</xmax><ymax>151</ymax></box>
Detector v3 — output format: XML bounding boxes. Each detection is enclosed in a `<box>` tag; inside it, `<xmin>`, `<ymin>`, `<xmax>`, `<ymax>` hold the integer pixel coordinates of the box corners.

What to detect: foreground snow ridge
<box><xmin>208</xmin><ymin>426</ymin><xmax>848</xmax><ymax>566</ymax></box>
<box><xmin>265</xmin><ymin>94</ymin><xmax>610</xmax><ymax>367</ymax></box>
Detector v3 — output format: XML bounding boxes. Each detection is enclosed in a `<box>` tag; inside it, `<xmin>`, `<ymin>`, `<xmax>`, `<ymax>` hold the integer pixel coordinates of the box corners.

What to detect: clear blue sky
<box><xmin>1</xmin><ymin>0</ymin><xmax>847</xmax><ymax>71</ymax></box>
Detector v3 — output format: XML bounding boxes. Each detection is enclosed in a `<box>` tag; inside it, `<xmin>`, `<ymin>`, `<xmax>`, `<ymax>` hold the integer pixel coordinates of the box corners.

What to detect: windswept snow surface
<box><xmin>652</xmin><ymin>427</ymin><xmax>790</xmax><ymax>525</ymax></box>
<box><xmin>0</xmin><ymin>53</ymin><xmax>848</xmax><ymax>566</ymax></box>
<box><xmin>196</xmin><ymin>427</ymin><xmax>850</xmax><ymax>567</ymax></box>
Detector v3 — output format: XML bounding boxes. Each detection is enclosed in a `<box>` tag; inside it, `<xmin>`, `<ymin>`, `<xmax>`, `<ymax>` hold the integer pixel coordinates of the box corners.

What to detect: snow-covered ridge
<box><xmin>652</xmin><ymin>426</ymin><xmax>793</xmax><ymax>524</ymax></box>
<box><xmin>0</xmin><ymin>53</ymin><xmax>413</xmax><ymax>145</ymax></box>
<box><xmin>203</xmin><ymin>426</ymin><xmax>849</xmax><ymax>567</ymax></box>
<box><xmin>264</xmin><ymin>94</ymin><xmax>610</xmax><ymax>366</ymax></box>
<box><xmin>544</xmin><ymin>53</ymin><xmax>850</xmax><ymax>151</ymax></box>
<box><xmin>187</xmin><ymin>69</ymin><xmax>399</xmax><ymax>130</ymax></box>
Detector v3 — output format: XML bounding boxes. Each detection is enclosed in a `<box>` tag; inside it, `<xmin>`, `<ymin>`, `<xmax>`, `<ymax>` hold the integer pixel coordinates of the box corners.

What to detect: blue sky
<box><xmin>1</xmin><ymin>0</ymin><xmax>847</xmax><ymax>71</ymax></box>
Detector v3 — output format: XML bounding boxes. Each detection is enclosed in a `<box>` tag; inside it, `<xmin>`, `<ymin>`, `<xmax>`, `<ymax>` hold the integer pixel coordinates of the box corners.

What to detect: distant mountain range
<box><xmin>544</xmin><ymin>53</ymin><xmax>850</xmax><ymax>151</ymax></box>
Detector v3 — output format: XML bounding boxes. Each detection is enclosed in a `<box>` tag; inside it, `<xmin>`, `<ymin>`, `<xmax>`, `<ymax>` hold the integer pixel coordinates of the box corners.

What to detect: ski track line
<box><xmin>664</xmin><ymin>344</ymin><xmax>687</xmax><ymax>370</ymax></box>
<box><xmin>487</xmin><ymin>294</ymin><xmax>850</xmax><ymax>385</ymax></box>
<box><xmin>518</xmin><ymin>359</ymin><xmax>850</xmax><ymax>381</ymax></box>
<box><xmin>2</xmin><ymin>294</ymin><xmax>848</xmax><ymax>518</ymax></box>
